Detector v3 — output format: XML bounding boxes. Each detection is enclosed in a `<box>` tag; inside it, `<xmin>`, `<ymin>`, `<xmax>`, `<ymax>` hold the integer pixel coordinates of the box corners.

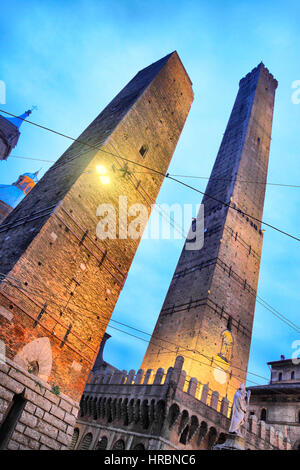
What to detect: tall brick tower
<box><xmin>141</xmin><ymin>63</ymin><xmax>278</xmax><ymax>404</ymax></box>
<box><xmin>0</xmin><ymin>52</ymin><xmax>193</xmax><ymax>450</ymax></box>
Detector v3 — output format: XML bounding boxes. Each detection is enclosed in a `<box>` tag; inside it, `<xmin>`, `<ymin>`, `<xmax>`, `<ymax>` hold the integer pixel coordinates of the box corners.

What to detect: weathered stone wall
<box><xmin>0</xmin><ymin>357</ymin><xmax>79</xmax><ymax>450</ymax></box>
<box><xmin>75</xmin><ymin>357</ymin><xmax>290</xmax><ymax>450</ymax></box>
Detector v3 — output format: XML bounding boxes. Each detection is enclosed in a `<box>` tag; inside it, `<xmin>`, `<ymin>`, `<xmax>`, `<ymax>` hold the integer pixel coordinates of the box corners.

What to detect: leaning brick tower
<box><xmin>0</xmin><ymin>52</ymin><xmax>193</xmax><ymax>450</ymax></box>
<box><xmin>141</xmin><ymin>63</ymin><xmax>278</xmax><ymax>404</ymax></box>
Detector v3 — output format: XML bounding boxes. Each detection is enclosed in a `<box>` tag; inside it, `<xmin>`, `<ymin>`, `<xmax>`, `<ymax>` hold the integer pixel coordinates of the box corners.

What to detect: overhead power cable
<box><xmin>8</xmin><ymin>154</ymin><xmax>300</xmax><ymax>189</ymax></box>
<box><xmin>0</xmin><ymin>109</ymin><xmax>299</xmax><ymax>242</ymax></box>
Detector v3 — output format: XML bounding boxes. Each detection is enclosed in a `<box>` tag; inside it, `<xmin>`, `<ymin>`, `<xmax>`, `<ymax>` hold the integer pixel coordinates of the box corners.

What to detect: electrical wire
<box><xmin>0</xmin><ymin>109</ymin><xmax>299</xmax><ymax>242</ymax></box>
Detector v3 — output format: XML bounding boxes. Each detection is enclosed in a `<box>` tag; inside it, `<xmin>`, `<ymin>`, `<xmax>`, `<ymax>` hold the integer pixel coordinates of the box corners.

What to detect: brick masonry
<box><xmin>141</xmin><ymin>63</ymin><xmax>278</xmax><ymax>405</ymax></box>
<box><xmin>0</xmin><ymin>357</ymin><xmax>79</xmax><ymax>450</ymax></box>
<box><xmin>0</xmin><ymin>52</ymin><xmax>193</xmax><ymax>449</ymax></box>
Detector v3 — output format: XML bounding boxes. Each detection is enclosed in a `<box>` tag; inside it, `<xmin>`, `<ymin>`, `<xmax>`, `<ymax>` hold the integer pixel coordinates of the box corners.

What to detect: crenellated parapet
<box><xmin>75</xmin><ymin>357</ymin><xmax>289</xmax><ymax>450</ymax></box>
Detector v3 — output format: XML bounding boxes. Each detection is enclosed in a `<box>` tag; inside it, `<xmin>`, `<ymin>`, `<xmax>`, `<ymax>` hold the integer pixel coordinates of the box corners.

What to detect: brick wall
<box><xmin>141</xmin><ymin>64</ymin><xmax>278</xmax><ymax>404</ymax></box>
<box><xmin>0</xmin><ymin>52</ymin><xmax>193</xmax><ymax>448</ymax></box>
<box><xmin>0</xmin><ymin>358</ymin><xmax>79</xmax><ymax>450</ymax></box>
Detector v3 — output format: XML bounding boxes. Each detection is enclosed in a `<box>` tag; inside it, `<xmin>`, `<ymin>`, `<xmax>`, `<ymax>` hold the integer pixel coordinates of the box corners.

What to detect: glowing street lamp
<box><xmin>96</xmin><ymin>165</ymin><xmax>110</xmax><ymax>185</ymax></box>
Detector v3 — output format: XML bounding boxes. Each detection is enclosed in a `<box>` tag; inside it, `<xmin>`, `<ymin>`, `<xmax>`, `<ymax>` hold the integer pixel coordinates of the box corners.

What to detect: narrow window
<box><xmin>278</xmin><ymin>372</ymin><xmax>282</xmax><ymax>381</ymax></box>
<box><xmin>291</xmin><ymin>371</ymin><xmax>295</xmax><ymax>380</ymax></box>
<box><xmin>260</xmin><ymin>408</ymin><xmax>267</xmax><ymax>421</ymax></box>
<box><xmin>0</xmin><ymin>390</ymin><xmax>27</xmax><ymax>450</ymax></box>
<box><xmin>79</xmin><ymin>432</ymin><xmax>93</xmax><ymax>450</ymax></box>
<box><xmin>139</xmin><ymin>145</ymin><xmax>148</xmax><ymax>158</ymax></box>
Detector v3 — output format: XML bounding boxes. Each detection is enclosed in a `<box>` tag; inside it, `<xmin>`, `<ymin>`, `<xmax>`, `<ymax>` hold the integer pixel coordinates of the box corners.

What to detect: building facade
<box><xmin>75</xmin><ymin>356</ymin><xmax>291</xmax><ymax>450</ymax></box>
<box><xmin>74</xmin><ymin>63</ymin><xmax>288</xmax><ymax>451</ymax></box>
<box><xmin>0</xmin><ymin>52</ymin><xmax>193</xmax><ymax>450</ymax></box>
<box><xmin>249</xmin><ymin>357</ymin><xmax>300</xmax><ymax>450</ymax></box>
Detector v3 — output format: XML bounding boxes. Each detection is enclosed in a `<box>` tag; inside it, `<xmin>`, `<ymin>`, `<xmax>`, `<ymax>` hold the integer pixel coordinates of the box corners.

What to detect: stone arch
<box><xmin>106</xmin><ymin>397</ymin><xmax>112</xmax><ymax>423</ymax></box>
<box><xmin>101</xmin><ymin>397</ymin><xmax>107</xmax><ymax>419</ymax></box>
<box><xmin>207</xmin><ymin>426</ymin><xmax>218</xmax><ymax>449</ymax></box>
<box><xmin>293</xmin><ymin>439</ymin><xmax>300</xmax><ymax>450</ymax></box>
<box><xmin>116</xmin><ymin>398</ymin><xmax>122</xmax><ymax>420</ymax></box>
<box><xmin>112</xmin><ymin>439</ymin><xmax>125</xmax><ymax>450</ymax></box>
<box><xmin>197</xmin><ymin>421</ymin><xmax>208</xmax><ymax>446</ymax></box>
<box><xmin>149</xmin><ymin>399</ymin><xmax>155</xmax><ymax>423</ymax></box>
<box><xmin>141</xmin><ymin>400</ymin><xmax>150</xmax><ymax>429</ymax></box>
<box><xmin>179</xmin><ymin>425</ymin><xmax>189</xmax><ymax>445</ymax></box>
<box><xmin>178</xmin><ymin>409</ymin><xmax>189</xmax><ymax>435</ymax></box>
<box><xmin>167</xmin><ymin>403</ymin><xmax>180</xmax><ymax>429</ymax></box>
<box><xmin>88</xmin><ymin>396</ymin><xmax>93</xmax><ymax>416</ymax></box>
<box><xmin>93</xmin><ymin>397</ymin><xmax>98</xmax><ymax>420</ymax></box>
<box><xmin>134</xmin><ymin>399</ymin><xmax>141</xmax><ymax>423</ymax></box>
<box><xmin>122</xmin><ymin>398</ymin><xmax>129</xmax><ymax>426</ymax></box>
<box><xmin>132</xmin><ymin>443</ymin><xmax>146</xmax><ymax>450</ymax></box>
<box><xmin>95</xmin><ymin>436</ymin><xmax>108</xmax><ymax>450</ymax></box>
<box><xmin>153</xmin><ymin>400</ymin><xmax>166</xmax><ymax>434</ymax></box>
<box><xmin>14</xmin><ymin>337</ymin><xmax>52</xmax><ymax>382</ymax></box>
<box><xmin>128</xmin><ymin>398</ymin><xmax>135</xmax><ymax>424</ymax></box>
<box><xmin>70</xmin><ymin>427</ymin><xmax>79</xmax><ymax>449</ymax></box>
<box><xmin>79</xmin><ymin>432</ymin><xmax>93</xmax><ymax>450</ymax></box>
<box><xmin>188</xmin><ymin>415</ymin><xmax>199</xmax><ymax>442</ymax></box>
<box><xmin>97</xmin><ymin>397</ymin><xmax>102</xmax><ymax>419</ymax></box>
<box><xmin>216</xmin><ymin>432</ymin><xmax>226</xmax><ymax>445</ymax></box>
<box><xmin>111</xmin><ymin>398</ymin><xmax>117</xmax><ymax>422</ymax></box>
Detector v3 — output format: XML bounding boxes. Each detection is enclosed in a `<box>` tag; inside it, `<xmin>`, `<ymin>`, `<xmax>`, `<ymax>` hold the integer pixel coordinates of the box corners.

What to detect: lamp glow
<box><xmin>96</xmin><ymin>165</ymin><xmax>110</xmax><ymax>184</ymax></box>
<box><xmin>99</xmin><ymin>175</ymin><xmax>110</xmax><ymax>185</ymax></box>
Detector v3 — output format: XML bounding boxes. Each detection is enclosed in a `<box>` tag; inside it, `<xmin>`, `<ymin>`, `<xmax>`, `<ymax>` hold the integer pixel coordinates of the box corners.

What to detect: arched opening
<box><xmin>207</xmin><ymin>427</ymin><xmax>217</xmax><ymax>449</ymax></box>
<box><xmin>216</xmin><ymin>433</ymin><xmax>226</xmax><ymax>445</ymax></box>
<box><xmin>260</xmin><ymin>408</ymin><xmax>267</xmax><ymax>421</ymax></box>
<box><xmin>197</xmin><ymin>421</ymin><xmax>208</xmax><ymax>446</ymax></box>
<box><xmin>79</xmin><ymin>432</ymin><xmax>93</xmax><ymax>450</ymax></box>
<box><xmin>132</xmin><ymin>443</ymin><xmax>145</xmax><ymax>450</ymax></box>
<box><xmin>112</xmin><ymin>439</ymin><xmax>125</xmax><ymax>450</ymax></box>
<box><xmin>123</xmin><ymin>399</ymin><xmax>129</xmax><ymax>426</ymax></box>
<box><xmin>70</xmin><ymin>428</ymin><xmax>79</xmax><ymax>450</ymax></box>
<box><xmin>134</xmin><ymin>400</ymin><xmax>141</xmax><ymax>424</ymax></box>
<box><xmin>188</xmin><ymin>415</ymin><xmax>199</xmax><ymax>442</ymax></box>
<box><xmin>178</xmin><ymin>410</ymin><xmax>189</xmax><ymax>435</ymax></box>
<box><xmin>93</xmin><ymin>397</ymin><xmax>98</xmax><ymax>420</ymax></box>
<box><xmin>128</xmin><ymin>399</ymin><xmax>134</xmax><ymax>424</ymax></box>
<box><xmin>167</xmin><ymin>403</ymin><xmax>180</xmax><ymax>429</ymax></box>
<box><xmin>141</xmin><ymin>400</ymin><xmax>150</xmax><ymax>429</ymax></box>
<box><xmin>179</xmin><ymin>425</ymin><xmax>189</xmax><ymax>445</ymax></box>
<box><xmin>106</xmin><ymin>398</ymin><xmax>112</xmax><ymax>423</ymax></box>
<box><xmin>95</xmin><ymin>436</ymin><xmax>108</xmax><ymax>450</ymax></box>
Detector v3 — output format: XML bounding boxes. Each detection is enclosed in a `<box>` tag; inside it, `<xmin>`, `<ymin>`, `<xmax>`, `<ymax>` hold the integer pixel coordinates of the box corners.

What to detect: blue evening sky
<box><xmin>0</xmin><ymin>0</ymin><xmax>299</xmax><ymax>386</ymax></box>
